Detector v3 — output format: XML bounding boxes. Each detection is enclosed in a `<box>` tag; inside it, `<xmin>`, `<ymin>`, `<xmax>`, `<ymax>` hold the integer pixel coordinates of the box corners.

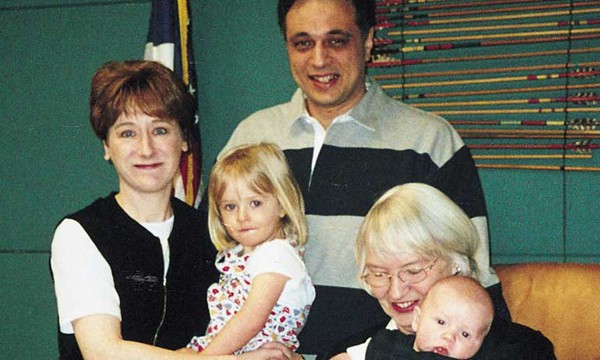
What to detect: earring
<box><xmin>454</xmin><ymin>266</ymin><xmax>461</xmax><ymax>275</ymax></box>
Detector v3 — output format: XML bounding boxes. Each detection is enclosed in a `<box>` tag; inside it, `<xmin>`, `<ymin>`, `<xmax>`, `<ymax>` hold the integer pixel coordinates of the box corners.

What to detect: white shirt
<box><xmin>301</xmin><ymin>111</ymin><xmax>354</xmax><ymax>175</ymax></box>
<box><xmin>247</xmin><ymin>239</ymin><xmax>315</xmax><ymax>308</ymax></box>
<box><xmin>346</xmin><ymin>319</ymin><xmax>396</xmax><ymax>360</ymax></box>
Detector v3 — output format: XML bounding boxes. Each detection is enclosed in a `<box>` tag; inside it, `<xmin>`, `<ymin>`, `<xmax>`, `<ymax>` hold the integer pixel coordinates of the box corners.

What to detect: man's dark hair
<box><xmin>277</xmin><ymin>0</ymin><xmax>375</xmax><ymax>39</ymax></box>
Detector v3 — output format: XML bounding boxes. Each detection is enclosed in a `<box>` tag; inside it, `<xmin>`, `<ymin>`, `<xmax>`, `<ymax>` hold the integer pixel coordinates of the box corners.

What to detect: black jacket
<box><xmin>321</xmin><ymin>317</ymin><xmax>556</xmax><ymax>360</ymax></box>
<box><xmin>55</xmin><ymin>194</ymin><xmax>217</xmax><ymax>359</ymax></box>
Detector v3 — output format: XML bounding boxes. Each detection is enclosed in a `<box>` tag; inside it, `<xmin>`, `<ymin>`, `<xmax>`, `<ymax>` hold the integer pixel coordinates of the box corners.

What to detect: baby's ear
<box><xmin>412</xmin><ymin>306</ymin><xmax>421</xmax><ymax>332</ymax></box>
<box><xmin>278</xmin><ymin>203</ymin><xmax>286</xmax><ymax>218</ymax></box>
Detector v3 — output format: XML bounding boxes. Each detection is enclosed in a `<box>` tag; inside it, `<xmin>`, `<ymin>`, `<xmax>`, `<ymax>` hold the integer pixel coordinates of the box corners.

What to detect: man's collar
<box><xmin>347</xmin><ymin>77</ymin><xmax>379</xmax><ymax>130</ymax></box>
<box><xmin>291</xmin><ymin>77</ymin><xmax>380</xmax><ymax>131</ymax></box>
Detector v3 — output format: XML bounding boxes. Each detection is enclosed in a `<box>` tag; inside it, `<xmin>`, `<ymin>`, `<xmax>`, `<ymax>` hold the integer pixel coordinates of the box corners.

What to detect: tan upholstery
<box><xmin>495</xmin><ymin>262</ymin><xmax>600</xmax><ymax>360</ymax></box>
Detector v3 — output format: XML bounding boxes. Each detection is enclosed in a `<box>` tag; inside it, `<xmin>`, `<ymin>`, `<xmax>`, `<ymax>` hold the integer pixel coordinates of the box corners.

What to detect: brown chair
<box><xmin>495</xmin><ymin>262</ymin><xmax>600</xmax><ymax>360</ymax></box>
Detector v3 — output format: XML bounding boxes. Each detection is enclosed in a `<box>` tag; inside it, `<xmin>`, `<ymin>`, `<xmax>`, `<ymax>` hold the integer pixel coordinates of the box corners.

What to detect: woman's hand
<box><xmin>235</xmin><ymin>345</ymin><xmax>291</xmax><ymax>360</ymax></box>
<box><xmin>256</xmin><ymin>342</ymin><xmax>295</xmax><ymax>360</ymax></box>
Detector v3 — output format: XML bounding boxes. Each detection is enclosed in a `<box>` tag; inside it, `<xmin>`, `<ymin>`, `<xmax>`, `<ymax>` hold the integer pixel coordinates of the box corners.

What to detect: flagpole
<box><xmin>175</xmin><ymin>0</ymin><xmax>197</xmax><ymax>206</ymax></box>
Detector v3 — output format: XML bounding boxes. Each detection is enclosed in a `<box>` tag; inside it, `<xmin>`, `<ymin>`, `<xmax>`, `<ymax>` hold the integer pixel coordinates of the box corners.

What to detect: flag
<box><xmin>144</xmin><ymin>0</ymin><xmax>202</xmax><ymax>207</ymax></box>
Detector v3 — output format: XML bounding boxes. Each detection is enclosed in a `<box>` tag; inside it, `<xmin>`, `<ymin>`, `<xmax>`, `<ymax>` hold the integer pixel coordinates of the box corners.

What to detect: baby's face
<box><xmin>413</xmin><ymin>292</ymin><xmax>489</xmax><ymax>359</ymax></box>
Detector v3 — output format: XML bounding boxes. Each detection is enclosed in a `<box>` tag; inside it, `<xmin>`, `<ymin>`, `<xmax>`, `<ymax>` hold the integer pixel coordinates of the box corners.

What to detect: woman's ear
<box><xmin>181</xmin><ymin>139</ymin><xmax>189</xmax><ymax>153</ymax></box>
<box><xmin>453</xmin><ymin>264</ymin><xmax>462</xmax><ymax>276</ymax></box>
<box><xmin>103</xmin><ymin>140</ymin><xmax>111</xmax><ymax>161</ymax></box>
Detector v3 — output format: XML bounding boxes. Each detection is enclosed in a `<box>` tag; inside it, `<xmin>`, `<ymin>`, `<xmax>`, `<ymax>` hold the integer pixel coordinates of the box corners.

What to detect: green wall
<box><xmin>1</xmin><ymin>1</ymin><xmax>598</xmax><ymax>357</ymax></box>
<box><xmin>1</xmin><ymin>1</ymin><xmax>149</xmax><ymax>357</ymax></box>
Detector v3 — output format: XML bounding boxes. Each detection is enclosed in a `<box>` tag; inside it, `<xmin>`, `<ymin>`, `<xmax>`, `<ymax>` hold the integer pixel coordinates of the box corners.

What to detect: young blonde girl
<box><xmin>187</xmin><ymin>142</ymin><xmax>315</xmax><ymax>355</ymax></box>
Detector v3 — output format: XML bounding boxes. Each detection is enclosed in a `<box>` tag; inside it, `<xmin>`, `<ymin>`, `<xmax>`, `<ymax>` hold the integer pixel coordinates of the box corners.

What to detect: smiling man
<box><xmin>283</xmin><ymin>0</ymin><xmax>372</xmax><ymax>128</ymax></box>
<box><xmin>218</xmin><ymin>0</ymin><xmax>505</xmax><ymax>357</ymax></box>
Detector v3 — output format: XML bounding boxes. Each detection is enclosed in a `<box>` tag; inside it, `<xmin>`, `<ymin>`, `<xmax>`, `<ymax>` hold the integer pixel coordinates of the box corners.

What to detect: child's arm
<box><xmin>199</xmin><ymin>271</ymin><xmax>289</xmax><ymax>355</ymax></box>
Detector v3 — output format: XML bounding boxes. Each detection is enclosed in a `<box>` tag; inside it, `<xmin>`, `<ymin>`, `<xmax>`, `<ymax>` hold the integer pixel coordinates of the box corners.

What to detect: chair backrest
<box><xmin>495</xmin><ymin>262</ymin><xmax>600</xmax><ymax>360</ymax></box>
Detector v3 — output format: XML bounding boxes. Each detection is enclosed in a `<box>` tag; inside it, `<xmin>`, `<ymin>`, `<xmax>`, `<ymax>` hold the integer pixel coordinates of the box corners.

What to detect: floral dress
<box><xmin>188</xmin><ymin>239</ymin><xmax>315</xmax><ymax>354</ymax></box>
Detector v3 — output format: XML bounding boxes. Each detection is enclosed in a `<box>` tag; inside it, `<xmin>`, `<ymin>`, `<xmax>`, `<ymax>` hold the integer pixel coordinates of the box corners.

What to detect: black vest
<box><xmin>55</xmin><ymin>194</ymin><xmax>217</xmax><ymax>359</ymax></box>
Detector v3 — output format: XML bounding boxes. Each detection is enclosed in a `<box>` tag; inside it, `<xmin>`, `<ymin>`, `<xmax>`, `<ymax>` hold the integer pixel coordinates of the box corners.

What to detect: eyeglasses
<box><xmin>362</xmin><ymin>258</ymin><xmax>439</xmax><ymax>288</ymax></box>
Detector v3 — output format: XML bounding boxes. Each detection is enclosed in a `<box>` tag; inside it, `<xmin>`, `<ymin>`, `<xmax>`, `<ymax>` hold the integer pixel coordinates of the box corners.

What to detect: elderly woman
<box><xmin>51</xmin><ymin>60</ymin><xmax>290</xmax><ymax>360</ymax></box>
<box><xmin>322</xmin><ymin>183</ymin><xmax>555</xmax><ymax>360</ymax></box>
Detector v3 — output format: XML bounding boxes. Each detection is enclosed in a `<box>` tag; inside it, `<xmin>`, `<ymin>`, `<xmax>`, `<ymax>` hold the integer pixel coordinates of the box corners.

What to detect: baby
<box><xmin>412</xmin><ymin>276</ymin><xmax>494</xmax><ymax>359</ymax></box>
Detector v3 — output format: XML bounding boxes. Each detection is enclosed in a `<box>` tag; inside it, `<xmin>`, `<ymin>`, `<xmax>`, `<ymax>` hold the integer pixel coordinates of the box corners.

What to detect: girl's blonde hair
<box><xmin>208</xmin><ymin>143</ymin><xmax>307</xmax><ymax>251</ymax></box>
<box><xmin>356</xmin><ymin>183</ymin><xmax>481</xmax><ymax>294</ymax></box>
